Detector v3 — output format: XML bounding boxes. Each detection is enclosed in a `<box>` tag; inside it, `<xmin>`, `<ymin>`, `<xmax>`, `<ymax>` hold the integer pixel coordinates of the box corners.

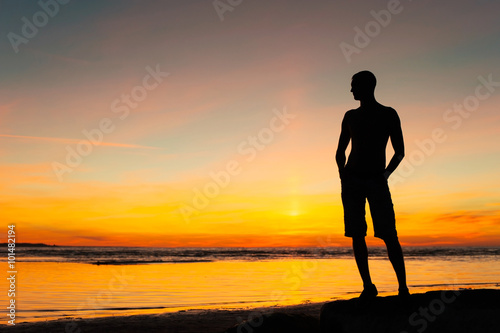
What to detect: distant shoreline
<box><xmin>0</xmin><ymin>242</ymin><xmax>58</xmax><ymax>247</ymax></box>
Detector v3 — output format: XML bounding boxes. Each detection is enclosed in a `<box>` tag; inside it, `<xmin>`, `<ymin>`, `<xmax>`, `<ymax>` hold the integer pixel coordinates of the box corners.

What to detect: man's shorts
<box><xmin>341</xmin><ymin>173</ymin><xmax>397</xmax><ymax>240</ymax></box>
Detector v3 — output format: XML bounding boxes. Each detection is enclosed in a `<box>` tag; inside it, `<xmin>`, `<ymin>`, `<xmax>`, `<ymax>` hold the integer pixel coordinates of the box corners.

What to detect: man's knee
<box><xmin>382</xmin><ymin>234</ymin><xmax>401</xmax><ymax>248</ymax></box>
<box><xmin>383</xmin><ymin>234</ymin><xmax>398</xmax><ymax>241</ymax></box>
<box><xmin>352</xmin><ymin>235</ymin><xmax>366</xmax><ymax>244</ymax></box>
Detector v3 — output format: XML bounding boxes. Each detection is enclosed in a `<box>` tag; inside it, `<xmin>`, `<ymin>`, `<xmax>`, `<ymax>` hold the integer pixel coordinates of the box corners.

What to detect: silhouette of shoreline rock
<box><xmin>320</xmin><ymin>289</ymin><xmax>500</xmax><ymax>333</ymax></box>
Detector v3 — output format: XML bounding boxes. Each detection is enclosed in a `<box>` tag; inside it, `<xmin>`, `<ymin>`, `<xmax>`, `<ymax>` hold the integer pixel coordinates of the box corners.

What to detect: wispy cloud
<box><xmin>0</xmin><ymin>134</ymin><xmax>159</xmax><ymax>149</ymax></box>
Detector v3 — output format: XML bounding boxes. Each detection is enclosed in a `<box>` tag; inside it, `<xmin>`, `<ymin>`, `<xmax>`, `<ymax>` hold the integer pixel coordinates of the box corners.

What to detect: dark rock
<box><xmin>320</xmin><ymin>289</ymin><xmax>500</xmax><ymax>333</ymax></box>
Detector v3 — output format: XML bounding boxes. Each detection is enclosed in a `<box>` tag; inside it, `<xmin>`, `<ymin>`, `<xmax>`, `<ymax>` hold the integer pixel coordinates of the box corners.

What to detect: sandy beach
<box><xmin>3</xmin><ymin>289</ymin><xmax>499</xmax><ymax>333</ymax></box>
<box><xmin>2</xmin><ymin>301</ymin><xmax>322</xmax><ymax>333</ymax></box>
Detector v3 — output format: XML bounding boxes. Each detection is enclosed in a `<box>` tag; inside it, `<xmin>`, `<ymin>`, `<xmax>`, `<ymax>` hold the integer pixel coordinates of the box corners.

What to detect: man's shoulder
<box><xmin>379</xmin><ymin>105</ymin><xmax>399</xmax><ymax>119</ymax></box>
<box><xmin>344</xmin><ymin>108</ymin><xmax>358</xmax><ymax>117</ymax></box>
<box><xmin>343</xmin><ymin>105</ymin><xmax>399</xmax><ymax>120</ymax></box>
<box><xmin>378</xmin><ymin>104</ymin><xmax>396</xmax><ymax>112</ymax></box>
<box><xmin>380</xmin><ymin>106</ymin><xmax>401</xmax><ymax>129</ymax></box>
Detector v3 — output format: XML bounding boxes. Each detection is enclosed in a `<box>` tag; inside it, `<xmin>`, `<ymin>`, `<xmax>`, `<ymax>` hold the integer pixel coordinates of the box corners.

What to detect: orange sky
<box><xmin>1</xmin><ymin>1</ymin><xmax>499</xmax><ymax>247</ymax></box>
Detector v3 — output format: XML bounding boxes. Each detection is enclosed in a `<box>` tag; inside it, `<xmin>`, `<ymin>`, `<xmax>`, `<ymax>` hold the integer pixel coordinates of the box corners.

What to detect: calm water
<box><xmin>1</xmin><ymin>246</ymin><xmax>499</xmax><ymax>323</ymax></box>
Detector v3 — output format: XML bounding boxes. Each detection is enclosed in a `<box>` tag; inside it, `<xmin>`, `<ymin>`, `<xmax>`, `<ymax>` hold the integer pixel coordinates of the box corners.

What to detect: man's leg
<box><xmin>352</xmin><ymin>236</ymin><xmax>378</xmax><ymax>299</ymax></box>
<box><xmin>367</xmin><ymin>176</ymin><xmax>408</xmax><ymax>295</ymax></box>
<box><xmin>383</xmin><ymin>235</ymin><xmax>408</xmax><ymax>292</ymax></box>
<box><xmin>352</xmin><ymin>236</ymin><xmax>373</xmax><ymax>287</ymax></box>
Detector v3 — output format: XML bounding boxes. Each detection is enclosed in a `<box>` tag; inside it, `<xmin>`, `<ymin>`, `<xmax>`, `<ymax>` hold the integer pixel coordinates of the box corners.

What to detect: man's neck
<box><xmin>359</xmin><ymin>97</ymin><xmax>379</xmax><ymax>109</ymax></box>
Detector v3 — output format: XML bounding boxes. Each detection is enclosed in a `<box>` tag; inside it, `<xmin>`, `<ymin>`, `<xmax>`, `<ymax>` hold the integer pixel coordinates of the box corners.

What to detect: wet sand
<box><xmin>2</xmin><ymin>289</ymin><xmax>499</xmax><ymax>333</ymax></box>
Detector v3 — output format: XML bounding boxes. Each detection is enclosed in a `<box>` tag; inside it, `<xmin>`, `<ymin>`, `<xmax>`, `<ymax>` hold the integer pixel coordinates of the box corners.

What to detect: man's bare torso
<box><xmin>343</xmin><ymin>105</ymin><xmax>399</xmax><ymax>178</ymax></box>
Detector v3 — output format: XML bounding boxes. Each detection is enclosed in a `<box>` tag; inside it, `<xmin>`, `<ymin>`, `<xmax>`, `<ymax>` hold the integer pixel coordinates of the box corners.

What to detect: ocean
<box><xmin>2</xmin><ymin>246</ymin><xmax>499</xmax><ymax>324</ymax></box>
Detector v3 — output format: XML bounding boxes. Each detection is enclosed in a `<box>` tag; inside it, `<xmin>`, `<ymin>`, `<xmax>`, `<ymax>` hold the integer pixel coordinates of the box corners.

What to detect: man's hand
<box><xmin>336</xmin><ymin>113</ymin><xmax>350</xmax><ymax>177</ymax></box>
<box><xmin>385</xmin><ymin>110</ymin><xmax>405</xmax><ymax>177</ymax></box>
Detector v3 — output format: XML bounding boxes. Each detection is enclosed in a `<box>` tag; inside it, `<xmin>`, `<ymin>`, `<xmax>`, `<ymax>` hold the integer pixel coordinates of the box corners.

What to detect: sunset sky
<box><xmin>1</xmin><ymin>0</ymin><xmax>499</xmax><ymax>247</ymax></box>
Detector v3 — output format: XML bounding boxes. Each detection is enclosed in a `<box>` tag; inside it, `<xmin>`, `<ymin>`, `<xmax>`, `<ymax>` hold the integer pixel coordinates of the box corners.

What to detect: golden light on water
<box><xmin>4</xmin><ymin>256</ymin><xmax>499</xmax><ymax>323</ymax></box>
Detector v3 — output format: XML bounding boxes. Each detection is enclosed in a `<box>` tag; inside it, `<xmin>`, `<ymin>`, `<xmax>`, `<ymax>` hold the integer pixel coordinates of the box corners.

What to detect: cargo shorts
<box><xmin>341</xmin><ymin>173</ymin><xmax>397</xmax><ymax>240</ymax></box>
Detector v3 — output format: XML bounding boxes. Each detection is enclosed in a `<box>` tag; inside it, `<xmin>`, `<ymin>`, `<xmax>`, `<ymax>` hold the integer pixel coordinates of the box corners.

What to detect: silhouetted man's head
<box><xmin>351</xmin><ymin>71</ymin><xmax>377</xmax><ymax>101</ymax></box>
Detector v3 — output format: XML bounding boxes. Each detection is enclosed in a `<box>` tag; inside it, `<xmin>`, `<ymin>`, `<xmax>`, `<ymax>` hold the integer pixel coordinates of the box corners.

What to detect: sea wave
<box><xmin>7</xmin><ymin>246</ymin><xmax>500</xmax><ymax>264</ymax></box>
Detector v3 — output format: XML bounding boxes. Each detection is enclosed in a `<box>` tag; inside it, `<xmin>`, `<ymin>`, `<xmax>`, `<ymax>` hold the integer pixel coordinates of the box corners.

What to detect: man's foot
<box><xmin>398</xmin><ymin>287</ymin><xmax>410</xmax><ymax>301</ymax></box>
<box><xmin>359</xmin><ymin>284</ymin><xmax>378</xmax><ymax>301</ymax></box>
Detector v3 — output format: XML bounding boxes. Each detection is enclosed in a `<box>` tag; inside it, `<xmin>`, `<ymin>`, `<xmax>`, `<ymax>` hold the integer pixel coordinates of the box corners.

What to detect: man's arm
<box><xmin>384</xmin><ymin>110</ymin><xmax>405</xmax><ymax>179</ymax></box>
<box><xmin>336</xmin><ymin>113</ymin><xmax>350</xmax><ymax>178</ymax></box>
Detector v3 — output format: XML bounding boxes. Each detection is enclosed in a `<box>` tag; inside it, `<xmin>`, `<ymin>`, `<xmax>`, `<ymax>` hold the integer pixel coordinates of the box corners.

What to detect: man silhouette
<box><xmin>336</xmin><ymin>70</ymin><xmax>409</xmax><ymax>300</ymax></box>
